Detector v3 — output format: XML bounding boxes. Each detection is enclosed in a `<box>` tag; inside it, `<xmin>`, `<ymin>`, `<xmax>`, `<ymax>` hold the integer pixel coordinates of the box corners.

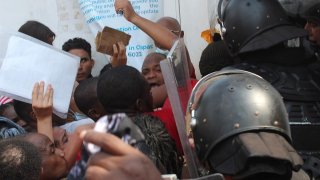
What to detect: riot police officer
<box><xmin>187</xmin><ymin>70</ymin><xmax>308</xmax><ymax>180</ymax></box>
<box><xmin>216</xmin><ymin>0</ymin><xmax>320</xmax><ymax>178</ymax></box>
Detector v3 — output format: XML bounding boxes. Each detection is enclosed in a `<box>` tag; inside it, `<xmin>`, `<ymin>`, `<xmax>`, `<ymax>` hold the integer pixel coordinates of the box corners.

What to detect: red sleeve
<box><xmin>149</xmin><ymin>79</ymin><xmax>198</xmax><ymax>155</ymax></box>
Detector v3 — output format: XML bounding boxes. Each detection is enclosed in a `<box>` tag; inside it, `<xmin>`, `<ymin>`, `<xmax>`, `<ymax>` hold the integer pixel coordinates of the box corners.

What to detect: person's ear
<box><xmin>90</xmin><ymin>58</ymin><xmax>95</xmax><ymax>67</ymax></box>
<box><xmin>180</xmin><ymin>30</ymin><xmax>185</xmax><ymax>38</ymax></box>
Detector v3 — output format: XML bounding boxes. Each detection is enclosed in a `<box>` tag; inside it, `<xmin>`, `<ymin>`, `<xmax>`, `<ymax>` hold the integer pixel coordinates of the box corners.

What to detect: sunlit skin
<box><xmin>68</xmin><ymin>49</ymin><xmax>94</xmax><ymax>82</ymax></box>
<box><xmin>155</xmin><ymin>17</ymin><xmax>182</xmax><ymax>49</ymax></box>
<box><xmin>53</xmin><ymin>127</ymin><xmax>68</xmax><ymax>150</ymax></box>
<box><xmin>141</xmin><ymin>53</ymin><xmax>166</xmax><ymax>87</ymax></box>
<box><xmin>24</xmin><ymin>133</ymin><xmax>68</xmax><ymax>180</ymax></box>
<box><xmin>141</xmin><ymin>53</ymin><xmax>167</xmax><ymax>108</ymax></box>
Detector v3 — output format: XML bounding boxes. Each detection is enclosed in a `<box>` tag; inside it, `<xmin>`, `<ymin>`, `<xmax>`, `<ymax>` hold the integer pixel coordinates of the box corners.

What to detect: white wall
<box><xmin>0</xmin><ymin>0</ymin><xmax>210</xmax><ymax>79</ymax></box>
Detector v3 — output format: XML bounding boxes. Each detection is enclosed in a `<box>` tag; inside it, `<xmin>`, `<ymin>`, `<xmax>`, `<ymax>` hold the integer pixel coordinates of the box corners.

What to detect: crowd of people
<box><xmin>0</xmin><ymin>0</ymin><xmax>319</xmax><ymax>179</ymax></box>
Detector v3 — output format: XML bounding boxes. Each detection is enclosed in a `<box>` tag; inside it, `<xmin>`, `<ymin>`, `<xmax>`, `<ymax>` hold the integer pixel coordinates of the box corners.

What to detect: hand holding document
<box><xmin>95</xmin><ymin>26</ymin><xmax>131</xmax><ymax>55</ymax></box>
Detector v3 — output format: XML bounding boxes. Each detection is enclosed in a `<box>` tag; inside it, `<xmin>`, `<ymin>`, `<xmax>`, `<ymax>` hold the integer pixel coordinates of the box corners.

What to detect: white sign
<box><xmin>0</xmin><ymin>31</ymin><xmax>79</xmax><ymax>118</ymax></box>
<box><xmin>78</xmin><ymin>0</ymin><xmax>164</xmax><ymax>71</ymax></box>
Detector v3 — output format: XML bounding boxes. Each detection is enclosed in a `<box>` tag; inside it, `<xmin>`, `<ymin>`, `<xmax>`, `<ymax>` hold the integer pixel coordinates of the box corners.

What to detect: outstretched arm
<box><xmin>115</xmin><ymin>0</ymin><xmax>196</xmax><ymax>78</ymax></box>
<box><xmin>114</xmin><ymin>0</ymin><xmax>177</xmax><ymax>50</ymax></box>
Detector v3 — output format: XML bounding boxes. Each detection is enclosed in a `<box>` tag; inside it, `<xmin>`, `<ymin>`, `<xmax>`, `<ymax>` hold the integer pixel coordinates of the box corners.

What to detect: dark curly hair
<box><xmin>74</xmin><ymin>77</ymin><xmax>99</xmax><ymax>118</ymax></box>
<box><xmin>97</xmin><ymin>65</ymin><xmax>152</xmax><ymax>114</ymax></box>
<box><xmin>62</xmin><ymin>37</ymin><xmax>92</xmax><ymax>58</ymax></box>
<box><xmin>0</xmin><ymin>138</ymin><xmax>42</xmax><ymax>180</ymax></box>
<box><xmin>133</xmin><ymin>114</ymin><xmax>183</xmax><ymax>176</ymax></box>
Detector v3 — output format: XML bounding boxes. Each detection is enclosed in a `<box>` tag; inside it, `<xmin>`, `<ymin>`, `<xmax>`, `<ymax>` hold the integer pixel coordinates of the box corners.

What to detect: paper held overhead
<box><xmin>95</xmin><ymin>26</ymin><xmax>131</xmax><ymax>55</ymax></box>
<box><xmin>0</xmin><ymin>28</ymin><xmax>79</xmax><ymax>118</ymax></box>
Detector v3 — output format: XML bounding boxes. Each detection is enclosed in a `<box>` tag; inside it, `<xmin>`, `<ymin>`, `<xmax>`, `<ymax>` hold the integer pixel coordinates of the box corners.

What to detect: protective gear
<box><xmin>208</xmin><ymin>132</ymin><xmax>302</xmax><ymax>179</ymax></box>
<box><xmin>302</xmin><ymin>2</ymin><xmax>320</xmax><ymax>23</ymax></box>
<box><xmin>225</xmin><ymin>61</ymin><xmax>320</xmax><ymax>179</ymax></box>
<box><xmin>224</xmin><ymin>63</ymin><xmax>320</xmax><ymax>124</ymax></box>
<box><xmin>187</xmin><ymin>70</ymin><xmax>291</xmax><ymax>161</ymax></box>
<box><xmin>217</xmin><ymin>0</ymin><xmax>307</xmax><ymax>55</ymax></box>
<box><xmin>187</xmin><ymin>70</ymin><xmax>306</xmax><ymax>179</ymax></box>
<box><xmin>160</xmin><ymin>38</ymin><xmax>199</xmax><ymax>178</ymax></box>
<box><xmin>278</xmin><ymin>0</ymin><xmax>316</xmax><ymax>18</ymax></box>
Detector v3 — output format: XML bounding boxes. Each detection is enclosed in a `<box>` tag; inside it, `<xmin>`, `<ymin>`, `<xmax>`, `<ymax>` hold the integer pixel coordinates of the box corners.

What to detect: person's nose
<box><xmin>305</xmin><ymin>22</ymin><xmax>311</xmax><ymax>31</ymax></box>
<box><xmin>146</xmin><ymin>71</ymin><xmax>156</xmax><ymax>79</ymax></box>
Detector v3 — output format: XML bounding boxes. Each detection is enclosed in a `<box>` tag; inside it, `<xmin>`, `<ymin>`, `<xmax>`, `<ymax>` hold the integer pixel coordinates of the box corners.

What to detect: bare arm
<box><xmin>32</xmin><ymin>81</ymin><xmax>54</xmax><ymax>142</ymax></box>
<box><xmin>115</xmin><ymin>0</ymin><xmax>196</xmax><ymax>78</ymax></box>
<box><xmin>114</xmin><ymin>0</ymin><xmax>177</xmax><ymax>50</ymax></box>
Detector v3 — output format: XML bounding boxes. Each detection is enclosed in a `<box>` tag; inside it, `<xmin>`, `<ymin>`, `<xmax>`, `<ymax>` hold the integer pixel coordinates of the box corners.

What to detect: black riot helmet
<box><xmin>278</xmin><ymin>0</ymin><xmax>320</xmax><ymax>25</ymax></box>
<box><xmin>187</xmin><ymin>70</ymin><xmax>291</xmax><ymax>162</ymax></box>
<box><xmin>217</xmin><ymin>0</ymin><xmax>307</xmax><ymax>55</ymax></box>
<box><xmin>302</xmin><ymin>2</ymin><xmax>320</xmax><ymax>23</ymax></box>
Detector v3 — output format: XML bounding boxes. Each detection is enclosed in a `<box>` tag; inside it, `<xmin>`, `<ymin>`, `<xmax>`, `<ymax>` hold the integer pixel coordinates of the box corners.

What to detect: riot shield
<box><xmin>189</xmin><ymin>174</ymin><xmax>225</xmax><ymax>180</ymax></box>
<box><xmin>160</xmin><ymin>38</ymin><xmax>199</xmax><ymax>178</ymax></box>
<box><xmin>162</xmin><ymin>173</ymin><xmax>225</xmax><ymax>180</ymax></box>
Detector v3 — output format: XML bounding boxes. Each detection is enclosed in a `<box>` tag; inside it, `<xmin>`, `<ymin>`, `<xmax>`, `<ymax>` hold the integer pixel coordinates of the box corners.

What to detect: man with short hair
<box><xmin>62</xmin><ymin>38</ymin><xmax>95</xmax><ymax>83</ymax></box>
<box><xmin>73</xmin><ymin>77</ymin><xmax>105</xmax><ymax>121</ymax></box>
<box><xmin>141</xmin><ymin>53</ymin><xmax>167</xmax><ymax>109</ymax></box>
<box><xmin>141</xmin><ymin>52</ymin><xmax>166</xmax><ymax>88</ymax></box>
<box><xmin>303</xmin><ymin>2</ymin><xmax>320</xmax><ymax>51</ymax></box>
<box><xmin>97</xmin><ymin>66</ymin><xmax>181</xmax><ymax>174</ymax></box>
<box><xmin>154</xmin><ymin>17</ymin><xmax>183</xmax><ymax>51</ymax></box>
<box><xmin>98</xmin><ymin>65</ymin><xmax>153</xmax><ymax>115</ymax></box>
<box><xmin>155</xmin><ymin>17</ymin><xmax>195</xmax><ymax>78</ymax></box>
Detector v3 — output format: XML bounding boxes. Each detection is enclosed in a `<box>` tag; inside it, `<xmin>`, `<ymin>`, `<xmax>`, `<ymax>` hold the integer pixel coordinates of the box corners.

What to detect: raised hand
<box><xmin>32</xmin><ymin>81</ymin><xmax>53</xmax><ymax>120</ymax></box>
<box><xmin>111</xmin><ymin>41</ymin><xmax>127</xmax><ymax>68</ymax></box>
<box><xmin>114</xmin><ymin>0</ymin><xmax>138</xmax><ymax>22</ymax></box>
<box><xmin>32</xmin><ymin>81</ymin><xmax>54</xmax><ymax>142</ymax></box>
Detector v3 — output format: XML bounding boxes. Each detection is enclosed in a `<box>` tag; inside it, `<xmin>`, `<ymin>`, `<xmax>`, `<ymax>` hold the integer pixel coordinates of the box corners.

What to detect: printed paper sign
<box><xmin>79</xmin><ymin>0</ymin><xmax>164</xmax><ymax>71</ymax></box>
